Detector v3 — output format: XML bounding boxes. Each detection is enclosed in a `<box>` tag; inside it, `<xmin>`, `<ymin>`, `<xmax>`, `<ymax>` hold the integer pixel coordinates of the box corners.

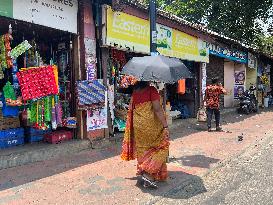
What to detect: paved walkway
<box><xmin>155</xmin><ymin>127</ymin><xmax>273</xmax><ymax>205</ymax></box>
<box><xmin>0</xmin><ymin>110</ymin><xmax>273</xmax><ymax>205</ymax></box>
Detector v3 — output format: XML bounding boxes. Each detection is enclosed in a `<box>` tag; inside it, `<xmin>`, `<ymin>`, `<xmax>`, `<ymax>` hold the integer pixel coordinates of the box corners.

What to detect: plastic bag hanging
<box><xmin>55</xmin><ymin>95</ymin><xmax>63</xmax><ymax>125</ymax></box>
<box><xmin>51</xmin><ymin>97</ymin><xmax>57</xmax><ymax>130</ymax></box>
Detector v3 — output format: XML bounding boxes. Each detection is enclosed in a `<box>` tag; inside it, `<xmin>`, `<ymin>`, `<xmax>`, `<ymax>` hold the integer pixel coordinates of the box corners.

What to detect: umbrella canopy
<box><xmin>122</xmin><ymin>55</ymin><xmax>192</xmax><ymax>83</ymax></box>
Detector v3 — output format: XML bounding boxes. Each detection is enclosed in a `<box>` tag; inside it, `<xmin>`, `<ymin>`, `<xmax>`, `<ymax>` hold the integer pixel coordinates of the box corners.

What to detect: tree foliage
<box><xmin>255</xmin><ymin>35</ymin><xmax>273</xmax><ymax>56</ymax></box>
<box><xmin>141</xmin><ymin>0</ymin><xmax>273</xmax><ymax>46</ymax></box>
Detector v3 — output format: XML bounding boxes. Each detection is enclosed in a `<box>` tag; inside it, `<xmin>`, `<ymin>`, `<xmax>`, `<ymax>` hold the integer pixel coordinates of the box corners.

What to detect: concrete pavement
<box><xmin>0</xmin><ymin>110</ymin><xmax>273</xmax><ymax>205</ymax></box>
<box><xmin>155</xmin><ymin>126</ymin><xmax>273</xmax><ymax>205</ymax></box>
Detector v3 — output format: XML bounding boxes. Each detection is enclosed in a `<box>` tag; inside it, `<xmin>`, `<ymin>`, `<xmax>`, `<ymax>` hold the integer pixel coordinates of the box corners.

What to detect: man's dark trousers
<box><xmin>207</xmin><ymin>108</ymin><xmax>220</xmax><ymax>128</ymax></box>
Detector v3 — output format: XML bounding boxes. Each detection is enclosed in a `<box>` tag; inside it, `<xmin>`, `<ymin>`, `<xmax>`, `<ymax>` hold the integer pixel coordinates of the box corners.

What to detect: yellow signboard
<box><xmin>106</xmin><ymin>8</ymin><xmax>209</xmax><ymax>63</ymax></box>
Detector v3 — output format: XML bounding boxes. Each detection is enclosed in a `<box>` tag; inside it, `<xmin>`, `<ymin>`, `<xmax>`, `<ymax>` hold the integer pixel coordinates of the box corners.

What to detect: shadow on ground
<box><xmin>135</xmin><ymin>171</ymin><xmax>207</xmax><ymax>201</ymax></box>
<box><xmin>0</xmin><ymin>144</ymin><xmax>121</xmax><ymax>192</ymax></box>
<box><xmin>170</xmin><ymin>155</ymin><xmax>220</xmax><ymax>169</ymax></box>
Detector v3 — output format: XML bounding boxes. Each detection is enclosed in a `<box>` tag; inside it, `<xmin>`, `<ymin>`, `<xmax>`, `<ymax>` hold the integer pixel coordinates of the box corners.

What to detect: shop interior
<box><xmin>106</xmin><ymin>48</ymin><xmax>144</xmax><ymax>133</ymax></box>
<box><xmin>107</xmin><ymin>48</ymin><xmax>200</xmax><ymax>134</ymax></box>
<box><xmin>0</xmin><ymin>17</ymin><xmax>77</xmax><ymax>149</ymax></box>
<box><xmin>166</xmin><ymin>61</ymin><xmax>200</xmax><ymax>120</ymax></box>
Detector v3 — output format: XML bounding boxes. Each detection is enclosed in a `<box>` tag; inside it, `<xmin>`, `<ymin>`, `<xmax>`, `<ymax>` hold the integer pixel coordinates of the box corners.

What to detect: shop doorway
<box><xmin>0</xmin><ymin>17</ymin><xmax>78</xmax><ymax>149</ymax></box>
<box><xmin>166</xmin><ymin>61</ymin><xmax>200</xmax><ymax>120</ymax></box>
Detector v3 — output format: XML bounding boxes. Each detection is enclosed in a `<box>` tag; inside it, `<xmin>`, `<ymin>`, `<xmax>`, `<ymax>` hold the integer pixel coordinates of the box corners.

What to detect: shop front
<box><xmin>257</xmin><ymin>55</ymin><xmax>272</xmax><ymax>107</ymax></box>
<box><xmin>0</xmin><ymin>0</ymin><xmax>79</xmax><ymax>149</ymax></box>
<box><xmin>246</xmin><ymin>52</ymin><xmax>258</xmax><ymax>105</ymax></box>
<box><xmin>247</xmin><ymin>52</ymin><xmax>258</xmax><ymax>90</ymax></box>
<box><xmin>206</xmin><ymin>42</ymin><xmax>248</xmax><ymax>107</ymax></box>
<box><xmin>101</xmin><ymin>6</ymin><xmax>209</xmax><ymax>133</ymax></box>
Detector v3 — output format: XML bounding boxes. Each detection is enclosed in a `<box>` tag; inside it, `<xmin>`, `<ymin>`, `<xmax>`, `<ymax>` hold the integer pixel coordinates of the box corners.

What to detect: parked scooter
<box><xmin>237</xmin><ymin>85</ymin><xmax>258</xmax><ymax>114</ymax></box>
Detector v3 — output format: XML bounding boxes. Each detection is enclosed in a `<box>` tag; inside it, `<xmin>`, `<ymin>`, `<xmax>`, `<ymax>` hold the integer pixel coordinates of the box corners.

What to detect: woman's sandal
<box><xmin>142</xmin><ymin>175</ymin><xmax>158</xmax><ymax>189</ymax></box>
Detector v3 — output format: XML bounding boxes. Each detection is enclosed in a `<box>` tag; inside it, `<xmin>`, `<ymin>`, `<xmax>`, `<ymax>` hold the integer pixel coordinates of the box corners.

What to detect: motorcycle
<box><xmin>237</xmin><ymin>86</ymin><xmax>258</xmax><ymax>114</ymax></box>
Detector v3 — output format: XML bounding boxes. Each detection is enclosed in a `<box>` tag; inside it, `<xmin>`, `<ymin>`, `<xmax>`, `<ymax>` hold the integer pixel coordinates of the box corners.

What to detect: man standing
<box><xmin>205</xmin><ymin>78</ymin><xmax>227</xmax><ymax>132</ymax></box>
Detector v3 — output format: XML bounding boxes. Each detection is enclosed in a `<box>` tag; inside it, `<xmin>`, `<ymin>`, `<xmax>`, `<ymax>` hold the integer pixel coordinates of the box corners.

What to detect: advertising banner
<box><xmin>234</xmin><ymin>71</ymin><xmax>245</xmax><ymax>85</ymax></box>
<box><xmin>248</xmin><ymin>52</ymin><xmax>257</xmax><ymax>69</ymax></box>
<box><xmin>234</xmin><ymin>85</ymin><xmax>245</xmax><ymax>99</ymax></box>
<box><xmin>87</xmin><ymin>92</ymin><xmax>108</xmax><ymax>131</ymax></box>
<box><xmin>106</xmin><ymin>8</ymin><xmax>209</xmax><ymax>63</ymax></box>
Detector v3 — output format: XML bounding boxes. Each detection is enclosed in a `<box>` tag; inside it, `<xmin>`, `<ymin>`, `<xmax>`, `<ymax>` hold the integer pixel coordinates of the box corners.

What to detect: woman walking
<box><xmin>121</xmin><ymin>81</ymin><xmax>169</xmax><ymax>188</ymax></box>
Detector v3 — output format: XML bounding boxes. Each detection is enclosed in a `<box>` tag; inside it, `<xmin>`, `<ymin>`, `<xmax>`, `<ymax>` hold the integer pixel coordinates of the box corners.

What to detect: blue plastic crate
<box><xmin>25</xmin><ymin>128</ymin><xmax>51</xmax><ymax>136</ymax></box>
<box><xmin>0</xmin><ymin>136</ymin><xmax>24</xmax><ymax>149</ymax></box>
<box><xmin>0</xmin><ymin>128</ymin><xmax>24</xmax><ymax>139</ymax></box>
<box><xmin>25</xmin><ymin>135</ymin><xmax>44</xmax><ymax>143</ymax></box>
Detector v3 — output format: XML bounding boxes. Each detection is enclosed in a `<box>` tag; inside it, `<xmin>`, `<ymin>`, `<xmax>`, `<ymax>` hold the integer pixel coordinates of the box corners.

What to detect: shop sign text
<box><xmin>0</xmin><ymin>0</ymin><xmax>78</xmax><ymax>34</ymax></box>
<box><xmin>206</xmin><ymin>42</ymin><xmax>247</xmax><ymax>64</ymax></box>
<box><xmin>105</xmin><ymin>7</ymin><xmax>209</xmax><ymax>63</ymax></box>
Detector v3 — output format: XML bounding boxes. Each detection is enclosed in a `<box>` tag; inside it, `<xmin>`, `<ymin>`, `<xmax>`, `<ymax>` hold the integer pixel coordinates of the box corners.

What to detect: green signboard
<box><xmin>0</xmin><ymin>0</ymin><xmax>13</xmax><ymax>18</ymax></box>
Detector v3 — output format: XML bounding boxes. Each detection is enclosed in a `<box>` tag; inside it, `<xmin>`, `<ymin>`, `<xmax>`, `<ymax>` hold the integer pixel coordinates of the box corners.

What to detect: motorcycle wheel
<box><xmin>244</xmin><ymin>107</ymin><xmax>250</xmax><ymax>115</ymax></box>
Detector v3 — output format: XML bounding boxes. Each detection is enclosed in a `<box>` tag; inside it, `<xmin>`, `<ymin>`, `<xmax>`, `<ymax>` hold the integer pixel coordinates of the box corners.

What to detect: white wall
<box><xmin>224</xmin><ymin>61</ymin><xmax>247</xmax><ymax>107</ymax></box>
<box><xmin>224</xmin><ymin>61</ymin><xmax>235</xmax><ymax>107</ymax></box>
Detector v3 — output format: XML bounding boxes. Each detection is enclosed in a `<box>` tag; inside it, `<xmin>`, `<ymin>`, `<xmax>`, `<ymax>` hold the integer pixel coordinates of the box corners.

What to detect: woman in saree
<box><xmin>121</xmin><ymin>81</ymin><xmax>170</xmax><ymax>188</ymax></box>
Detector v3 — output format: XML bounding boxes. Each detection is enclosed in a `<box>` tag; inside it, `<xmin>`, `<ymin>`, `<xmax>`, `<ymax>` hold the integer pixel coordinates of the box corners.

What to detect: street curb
<box><xmin>146</xmin><ymin>129</ymin><xmax>273</xmax><ymax>205</ymax></box>
<box><xmin>0</xmin><ymin>140</ymin><xmax>92</xmax><ymax>170</ymax></box>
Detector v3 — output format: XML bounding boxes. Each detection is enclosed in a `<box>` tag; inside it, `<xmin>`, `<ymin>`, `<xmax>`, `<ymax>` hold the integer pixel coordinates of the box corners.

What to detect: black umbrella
<box><xmin>122</xmin><ymin>55</ymin><xmax>192</xmax><ymax>83</ymax></box>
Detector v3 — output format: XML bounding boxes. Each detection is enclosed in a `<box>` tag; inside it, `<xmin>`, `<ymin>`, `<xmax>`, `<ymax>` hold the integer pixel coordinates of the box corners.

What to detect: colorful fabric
<box><xmin>53</xmin><ymin>65</ymin><xmax>59</xmax><ymax>91</ymax></box>
<box><xmin>16</xmin><ymin>66</ymin><xmax>58</xmax><ymax>100</ymax></box>
<box><xmin>29</xmin><ymin>97</ymin><xmax>54</xmax><ymax>130</ymax></box>
<box><xmin>205</xmin><ymin>85</ymin><xmax>226</xmax><ymax>109</ymax></box>
<box><xmin>77</xmin><ymin>80</ymin><xmax>106</xmax><ymax>106</ymax></box>
<box><xmin>121</xmin><ymin>86</ymin><xmax>169</xmax><ymax>181</ymax></box>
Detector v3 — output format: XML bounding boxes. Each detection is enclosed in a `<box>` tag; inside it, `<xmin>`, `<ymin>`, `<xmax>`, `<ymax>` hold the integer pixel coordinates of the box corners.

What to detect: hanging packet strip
<box><xmin>3</xmin><ymin>81</ymin><xmax>16</xmax><ymax>100</ymax></box>
<box><xmin>51</xmin><ymin>97</ymin><xmax>57</xmax><ymax>130</ymax></box>
<box><xmin>10</xmin><ymin>40</ymin><xmax>32</xmax><ymax>59</ymax></box>
<box><xmin>3</xmin><ymin>34</ymin><xmax>13</xmax><ymax>68</ymax></box>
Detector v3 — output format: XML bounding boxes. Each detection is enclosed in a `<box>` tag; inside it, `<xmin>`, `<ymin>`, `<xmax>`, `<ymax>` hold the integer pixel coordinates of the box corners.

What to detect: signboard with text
<box><xmin>105</xmin><ymin>7</ymin><xmax>209</xmax><ymax>63</ymax></box>
<box><xmin>0</xmin><ymin>0</ymin><xmax>78</xmax><ymax>34</ymax></box>
<box><xmin>206</xmin><ymin>42</ymin><xmax>247</xmax><ymax>64</ymax></box>
<box><xmin>0</xmin><ymin>0</ymin><xmax>13</xmax><ymax>18</ymax></box>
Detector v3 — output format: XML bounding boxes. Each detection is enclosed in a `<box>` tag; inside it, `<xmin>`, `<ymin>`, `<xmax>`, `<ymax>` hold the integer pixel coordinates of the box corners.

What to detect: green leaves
<box><xmin>141</xmin><ymin>0</ymin><xmax>272</xmax><ymax>46</ymax></box>
<box><xmin>255</xmin><ymin>35</ymin><xmax>273</xmax><ymax>56</ymax></box>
